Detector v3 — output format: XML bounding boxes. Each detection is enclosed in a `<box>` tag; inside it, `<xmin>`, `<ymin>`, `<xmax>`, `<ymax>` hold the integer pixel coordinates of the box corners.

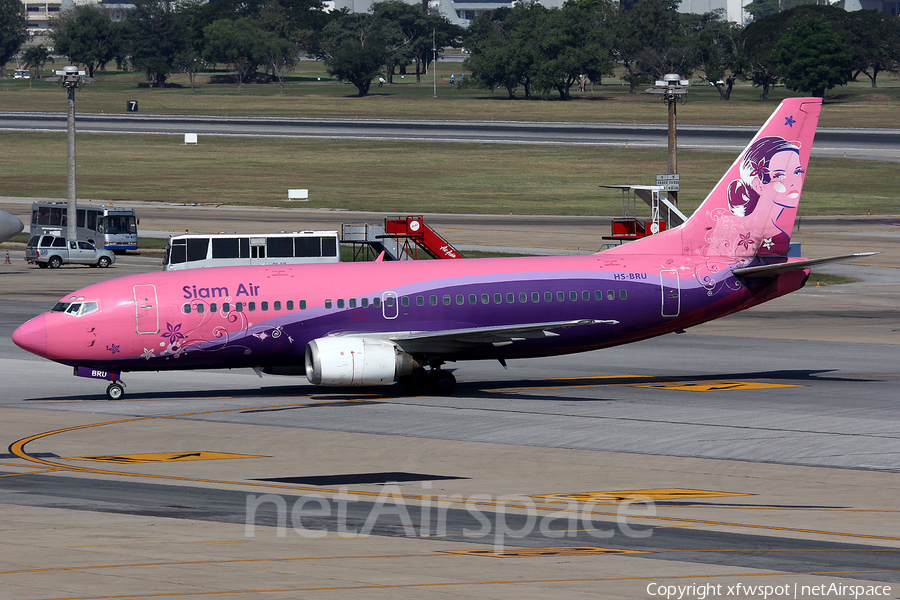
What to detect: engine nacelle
<box><xmin>305</xmin><ymin>337</ymin><xmax>415</xmax><ymax>386</ymax></box>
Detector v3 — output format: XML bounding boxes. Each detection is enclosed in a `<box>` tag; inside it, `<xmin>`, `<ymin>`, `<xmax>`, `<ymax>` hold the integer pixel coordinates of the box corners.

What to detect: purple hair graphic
<box><xmin>727</xmin><ymin>136</ymin><xmax>801</xmax><ymax>217</ymax></box>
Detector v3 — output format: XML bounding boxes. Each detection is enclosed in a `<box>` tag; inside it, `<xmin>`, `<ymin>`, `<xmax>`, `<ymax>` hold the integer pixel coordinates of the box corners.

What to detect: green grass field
<box><xmin>1</xmin><ymin>130</ymin><xmax>896</xmax><ymax>216</ymax></box>
<box><xmin>3</xmin><ymin>60</ymin><xmax>899</xmax><ymax>127</ymax></box>
<box><xmin>2</xmin><ymin>61</ymin><xmax>899</xmax><ymax>216</ymax></box>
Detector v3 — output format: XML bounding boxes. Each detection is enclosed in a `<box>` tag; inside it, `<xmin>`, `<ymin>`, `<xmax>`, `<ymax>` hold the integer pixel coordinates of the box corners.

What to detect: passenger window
<box><xmin>583</xmin><ymin>291</ymin><xmax>590</xmax><ymax>301</ymax></box>
<box><xmin>274</xmin><ymin>301</ymin><xmax>282</xmax><ymax>310</ymax></box>
<box><xmin>374</xmin><ymin>297</ymin><xmax>381</xmax><ymax>307</ymax></box>
<box><xmin>430</xmin><ymin>296</ymin><xmax>438</xmax><ymax>306</ymax></box>
<box><xmin>401</xmin><ymin>297</ymin><xmax>409</xmax><ymax>307</ymax></box>
<box><xmin>236</xmin><ymin>302</ymin><xmax>244</xmax><ymax>312</ymax></box>
<box><xmin>416</xmin><ymin>296</ymin><xmax>424</xmax><ymax>306</ymax></box>
<box><xmin>595</xmin><ymin>290</ymin><xmax>603</xmax><ymax>301</ymax></box>
<box><xmin>570</xmin><ymin>291</ymin><xmax>577</xmax><ymax>301</ymax></box>
<box><xmin>337</xmin><ymin>299</ymin><xmax>345</xmax><ymax>309</ymax></box>
<box><xmin>607</xmin><ymin>291</ymin><xmax>615</xmax><ymax>301</ymax></box>
<box><xmin>248</xmin><ymin>302</ymin><xmax>255</xmax><ymax>312</ymax></box>
<box><xmin>299</xmin><ymin>300</ymin><xmax>306</xmax><ymax>310</ymax></box>
<box><xmin>349</xmin><ymin>298</ymin><xmax>356</xmax><ymax>309</ymax></box>
<box><xmin>532</xmin><ymin>292</ymin><xmax>539</xmax><ymax>303</ymax></box>
<box><xmin>197</xmin><ymin>304</ymin><xmax>205</xmax><ymax>314</ymax></box>
<box><xmin>481</xmin><ymin>294</ymin><xmax>489</xmax><ymax>304</ymax></box>
<box><xmin>469</xmin><ymin>294</ymin><xmax>477</xmax><ymax>304</ymax></box>
<box><xmin>456</xmin><ymin>295</ymin><xmax>464</xmax><ymax>305</ymax></box>
<box><xmin>519</xmin><ymin>292</ymin><xmax>527</xmax><ymax>303</ymax></box>
<box><xmin>506</xmin><ymin>293</ymin><xmax>514</xmax><ymax>303</ymax></box>
<box><xmin>286</xmin><ymin>301</ymin><xmax>294</xmax><ymax>310</ymax></box>
<box><xmin>183</xmin><ymin>304</ymin><xmax>191</xmax><ymax>314</ymax></box>
<box><xmin>443</xmin><ymin>295</ymin><xmax>451</xmax><ymax>306</ymax></box>
<box><xmin>544</xmin><ymin>292</ymin><xmax>552</xmax><ymax>302</ymax></box>
<box><xmin>223</xmin><ymin>303</ymin><xmax>231</xmax><ymax>313</ymax></box>
<box><xmin>261</xmin><ymin>302</ymin><xmax>269</xmax><ymax>311</ymax></box>
<box><xmin>557</xmin><ymin>291</ymin><xmax>565</xmax><ymax>302</ymax></box>
<box><xmin>362</xmin><ymin>298</ymin><xmax>369</xmax><ymax>308</ymax></box>
<box><xmin>210</xmin><ymin>303</ymin><xmax>217</xmax><ymax>312</ymax></box>
<box><xmin>324</xmin><ymin>299</ymin><xmax>332</xmax><ymax>309</ymax></box>
<box><xmin>620</xmin><ymin>290</ymin><xmax>627</xmax><ymax>300</ymax></box>
<box><xmin>494</xmin><ymin>293</ymin><xmax>502</xmax><ymax>304</ymax></box>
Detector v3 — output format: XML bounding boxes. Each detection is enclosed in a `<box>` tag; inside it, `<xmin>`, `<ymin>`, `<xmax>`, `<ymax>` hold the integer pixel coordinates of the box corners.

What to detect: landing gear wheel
<box><xmin>426</xmin><ymin>369</ymin><xmax>456</xmax><ymax>395</ymax></box>
<box><xmin>399</xmin><ymin>367</ymin><xmax>428</xmax><ymax>390</ymax></box>
<box><xmin>106</xmin><ymin>382</ymin><xmax>125</xmax><ymax>400</ymax></box>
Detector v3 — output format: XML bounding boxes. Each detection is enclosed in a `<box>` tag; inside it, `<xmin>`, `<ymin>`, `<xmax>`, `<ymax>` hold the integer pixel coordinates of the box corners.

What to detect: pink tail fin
<box><xmin>681</xmin><ymin>97</ymin><xmax>822</xmax><ymax>259</ymax></box>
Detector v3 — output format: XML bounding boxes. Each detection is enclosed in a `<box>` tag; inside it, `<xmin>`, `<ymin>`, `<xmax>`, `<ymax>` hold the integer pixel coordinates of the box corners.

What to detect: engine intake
<box><xmin>305</xmin><ymin>337</ymin><xmax>415</xmax><ymax>386</ymax></box>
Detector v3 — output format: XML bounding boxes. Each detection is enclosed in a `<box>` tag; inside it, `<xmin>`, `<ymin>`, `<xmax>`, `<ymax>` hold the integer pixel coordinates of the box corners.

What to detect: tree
<box><xmin>51</xmin><ymin>6</ymin><xmax>124</xmax><ymax>77</ymax></box>
<box><xmin>259</xmin><ymin>30</ymin><xmax>297</xmax><ymax>93</ymax></box>
<box><xmin>465</xmin><ymin>6</ymin><xmax>535</xmax><ymax>98</ymax></box>
<box><xmin>126</xmin><ymin>0</ymin><xmax>188</xmax><ymax>89</ymax></box>
<box><xmin>319</xmin><ymin>10</ymin><xmax>386</xmax><ymax>96</ymax></box>
<box><xmin>684</xmin><ymin>11</ymin><xmax>743</xmax><ymax>100</ymax></box>
<box><xmin>771</xmin><ymin>17</ymin><xmax>851</xmax><ymax>97</ymax></box>
<box><xmin>202</xmin><ymin>17</ymin><xmax>267</xmax><ymax>90</ymax></box>
<box><xmin>22</xmin><ymin>44</ymin><xmax>53</xmax><ymax>80</ymax></box>
<box><xmin>528</xmin><ymin>0</ymin><xmax>617</xmax><ymax>100</ymax></box>
<box><xmin>845</xmin><ymin>10</ymin><xmax>900</xmax><ymax>88</ymax></box>
<box><xmin>0</xmin><ymin>0</ymin><xmax>28</xmax><ymax>77</ymax></box>
<box><xmin>614</xmin><ymin>0</ymin><xmax>696</xmax><ymax>93</ymax></box>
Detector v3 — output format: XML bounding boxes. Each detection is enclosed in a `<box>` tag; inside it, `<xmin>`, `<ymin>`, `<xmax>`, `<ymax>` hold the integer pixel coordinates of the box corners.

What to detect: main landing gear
<box><xmin>106</xmin><ymin>381</ymin><xmax>126</xmax><ymax>400</ymax></box>
<box><xmin>399</xmin><ymin>364</ymin><xmax>456</xmax><ymax>395</ymax></box>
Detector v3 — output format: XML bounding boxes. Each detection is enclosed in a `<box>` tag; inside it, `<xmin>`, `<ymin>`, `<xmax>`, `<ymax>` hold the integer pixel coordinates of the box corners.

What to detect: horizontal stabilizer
<box><xmin>732</xmin><ymin>253</ymin><xmax>878</xmax><ymax>278</ymax></box>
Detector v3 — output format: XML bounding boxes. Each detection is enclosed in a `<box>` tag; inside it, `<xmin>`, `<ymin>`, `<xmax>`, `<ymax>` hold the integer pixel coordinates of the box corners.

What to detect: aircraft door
<box><xmin>660</xmin><ymin>269</ymin><xmax>680</xmax><ymax>318</ymax></box>
<box><xmin>133</xmin><ymin>284</ymin><xmax>160</xmax><ymax>334</ymax></box>
<box><xmin>382</xmin><ymin>291</ymin><xmax>398</xmax><ymax>320</ymax></box>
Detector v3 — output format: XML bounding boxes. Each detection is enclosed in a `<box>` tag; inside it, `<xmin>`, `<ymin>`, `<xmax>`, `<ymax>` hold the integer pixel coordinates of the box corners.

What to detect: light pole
<box><xmin>432</xmin><ymin>29</ymin><xmax>437</xmax><ymax>98</ymax></box>
<box><xmin>47</xmin><ymin>66</ymin><xmax>93</xmax><ymax>241</ymax></box>
<box><xmin>645</xmin><ymin>74</ymin><xmax>688</xmax><ymax>206</ymax></box>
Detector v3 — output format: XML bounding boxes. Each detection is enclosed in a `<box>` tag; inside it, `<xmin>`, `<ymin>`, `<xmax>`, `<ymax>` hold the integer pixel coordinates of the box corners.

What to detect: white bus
<box><xmin>30</xmin><ymin>201</ymin><xmax>138</xmax><ymax>252</ymax></box>
<box><xmin>163</xmin><ymin>231</ymin><xmax>341</xmax><ymax>271</ymax></box>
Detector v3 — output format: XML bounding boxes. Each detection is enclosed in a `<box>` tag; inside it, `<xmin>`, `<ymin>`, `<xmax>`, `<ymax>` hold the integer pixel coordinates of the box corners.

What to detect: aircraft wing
<box><xmin>732</xmin><ymin>253</ymin><xmax>878</xmax><ymax>278</ymax></box>
<box><xmin>334</xmin><ymin>319</ymin><xmax>617</xmax><ymax>354</ymax></box>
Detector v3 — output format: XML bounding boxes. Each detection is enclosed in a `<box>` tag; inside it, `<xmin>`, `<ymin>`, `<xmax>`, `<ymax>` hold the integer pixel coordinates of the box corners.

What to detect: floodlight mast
<box><xmin>48</xmin><ymin>66</ymin><xmax>92</xmax><ymax>242</ymax></box>
<box><xmin>645</xmin><ymin>74</ymin><xmax>689</xmax><ymax>205</ymax></box>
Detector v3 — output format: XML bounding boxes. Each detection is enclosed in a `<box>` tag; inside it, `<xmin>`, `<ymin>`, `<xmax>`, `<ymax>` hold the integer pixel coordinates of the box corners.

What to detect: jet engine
<box><xmin>305</xmin><ymin>337</ymin><xmax>415</xmax><ymax>386</ymax></box>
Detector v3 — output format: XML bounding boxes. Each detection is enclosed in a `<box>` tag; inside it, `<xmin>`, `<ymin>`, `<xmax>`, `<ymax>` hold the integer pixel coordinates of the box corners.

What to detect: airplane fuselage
<box><xmin>19</xmin><ymin>250</ymin><xmax>807</xmax><ymax>374</ymax></box>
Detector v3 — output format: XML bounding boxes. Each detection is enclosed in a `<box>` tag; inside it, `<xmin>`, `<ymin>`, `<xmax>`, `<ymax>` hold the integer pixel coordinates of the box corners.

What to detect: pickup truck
<box><xmin>25</xmin><ymin>235</ymin><xmax>116</xmax><ymax>269</ymax></box>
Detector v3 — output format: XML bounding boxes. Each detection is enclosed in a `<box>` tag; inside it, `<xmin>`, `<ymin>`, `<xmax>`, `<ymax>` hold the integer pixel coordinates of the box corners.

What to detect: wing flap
<box><xmin>332</xmin><ymin>319</ymin><xmax>618</xmax><ymax>355</ymax></box>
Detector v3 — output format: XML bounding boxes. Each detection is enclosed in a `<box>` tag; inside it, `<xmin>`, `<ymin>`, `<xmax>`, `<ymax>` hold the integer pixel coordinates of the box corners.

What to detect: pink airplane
<box><xmin>13</xmin><ymin>98</ymin><xmax>872</xmax><ymax>400</ymax></box>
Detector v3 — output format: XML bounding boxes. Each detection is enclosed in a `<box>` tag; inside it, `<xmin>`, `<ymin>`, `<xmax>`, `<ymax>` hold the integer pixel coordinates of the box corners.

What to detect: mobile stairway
<box><xmin>341</xmin><ymin>217</ymin><xmax>464</xmax><ymax>261</ymax></box>
<box><xmin>383</xmin><ymin>216</ymin><xmax>465</xmax><ymax>260</ymax></box>
<box><xmin>601</xmin><ymin>185</ymin><xmax>687</xmax><ymax>242</ymax></box>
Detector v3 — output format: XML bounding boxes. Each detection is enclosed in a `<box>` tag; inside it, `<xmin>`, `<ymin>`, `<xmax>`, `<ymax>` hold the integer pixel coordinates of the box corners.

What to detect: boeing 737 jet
<box><xmin>0</xmin><ymin>209</ymin><xmax>24</xmax><ymax>244</ymax></box>
<box><xmin>13</xmin><ymin>98</ymin><xmax>872</xmax><ymax>400</ymax></box>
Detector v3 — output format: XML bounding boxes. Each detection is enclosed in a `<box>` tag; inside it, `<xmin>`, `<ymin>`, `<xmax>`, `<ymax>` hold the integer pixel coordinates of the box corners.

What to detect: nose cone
<box><xmin>13</xmin><ymin>314</ymin><xmax>48</xmax><ymax>357</ymax></box>
<box><xmin>0</xmin><ymin>210</ymin><xmax>24</xmax><ymax>243</ymax></box>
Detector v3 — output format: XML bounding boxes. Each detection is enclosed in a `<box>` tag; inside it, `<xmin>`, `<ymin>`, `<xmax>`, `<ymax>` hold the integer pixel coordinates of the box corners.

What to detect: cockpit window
<box><xmin>51</xmin><ymin>301</ymin><xmax>98</xmax><ymax>316</ymax></box>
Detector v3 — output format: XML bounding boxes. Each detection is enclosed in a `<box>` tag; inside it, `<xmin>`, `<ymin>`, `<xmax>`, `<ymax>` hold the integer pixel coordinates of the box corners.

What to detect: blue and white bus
<box><xmin>30</xmin><ymin>201</ymin><xmax>138</xmax><ymax>252</ymax></box>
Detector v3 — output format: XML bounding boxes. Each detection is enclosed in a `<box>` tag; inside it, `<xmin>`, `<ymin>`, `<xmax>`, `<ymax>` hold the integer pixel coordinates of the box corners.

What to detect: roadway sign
<box><xmin>656</xmin><ymin>173</ymin><xmax>680</xmax><ymax>191</ymax></box>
